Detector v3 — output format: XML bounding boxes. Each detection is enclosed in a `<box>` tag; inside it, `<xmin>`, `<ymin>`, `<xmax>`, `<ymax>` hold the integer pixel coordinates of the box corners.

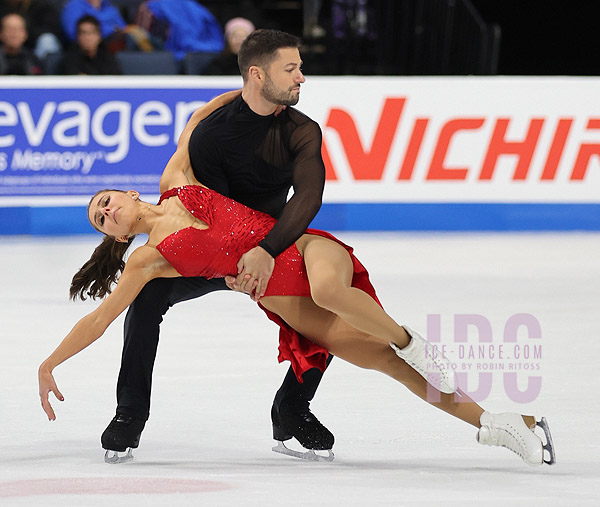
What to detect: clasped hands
<box><xmin>225</xmin><ymin>246</ymin><xmax>274</xmax><ymax>301</ymax></box>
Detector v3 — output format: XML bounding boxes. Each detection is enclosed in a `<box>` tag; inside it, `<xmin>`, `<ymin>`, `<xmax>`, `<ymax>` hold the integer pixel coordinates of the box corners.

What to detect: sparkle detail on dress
<box><xmin>155</xmin><ymin>185</ymin><xmax>380</xmax><ymax>381</ymax></box>
<box><xmin>156</xmin><ymin>186</ymin><xmax>308</xmax><ymax>297</ymax></box>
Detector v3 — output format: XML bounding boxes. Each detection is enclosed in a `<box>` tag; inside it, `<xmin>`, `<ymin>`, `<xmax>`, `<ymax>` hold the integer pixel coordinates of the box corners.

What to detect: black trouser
<box><xmin>116</xmin><ymin>276</ymin><xmax>329</xmax><ymax>421</ymax></box>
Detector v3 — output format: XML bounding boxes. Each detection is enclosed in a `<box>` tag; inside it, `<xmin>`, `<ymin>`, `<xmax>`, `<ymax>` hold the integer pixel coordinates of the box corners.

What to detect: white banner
<box><xmin>299</xmin><ymin>76</ymin><xmax>599</xmax><ymax>203</ymax></box>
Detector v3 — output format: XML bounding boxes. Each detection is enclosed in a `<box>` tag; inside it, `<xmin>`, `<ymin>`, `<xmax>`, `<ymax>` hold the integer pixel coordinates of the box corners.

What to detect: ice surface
<box><xmin>1</xmin><ymin>232</ymin><xmax>598</xmax><ymax>506</ymax></box>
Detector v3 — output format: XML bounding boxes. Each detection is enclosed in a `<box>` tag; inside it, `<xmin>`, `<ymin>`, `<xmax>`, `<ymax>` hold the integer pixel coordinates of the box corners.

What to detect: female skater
<box><xmin>38</xmin><ymin>95</ymin><xmax>555</xmax><ymax>467</ymax></box>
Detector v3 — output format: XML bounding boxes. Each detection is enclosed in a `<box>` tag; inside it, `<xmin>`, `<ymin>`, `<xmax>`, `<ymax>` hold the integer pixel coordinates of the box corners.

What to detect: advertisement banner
<box><xmin>298</xmin><ymin>77</ymin><xmax>600</xmax><ymax>204</ymax></box>
<box><xmin>0</xmin><ymin>77</ymin><xmax>239</xmax><ymax>199</ymax></box>
<box><xmin>0</xmin><ymin>76</ymin><xmax>598</xmax><ymax>233</ymax></box>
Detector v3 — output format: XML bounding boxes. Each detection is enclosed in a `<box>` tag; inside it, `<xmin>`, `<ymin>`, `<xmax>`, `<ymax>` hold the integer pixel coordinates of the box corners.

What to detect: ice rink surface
<box><xmin>1</xmin><ymin>232</ymin><xmax>599</xmax><ymax>506</ymax></box>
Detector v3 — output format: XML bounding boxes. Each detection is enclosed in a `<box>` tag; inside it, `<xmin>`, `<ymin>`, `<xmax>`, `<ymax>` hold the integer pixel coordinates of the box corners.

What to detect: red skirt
<box><xmin>258</xmin><ymin>228</ymin><xmax>382</xmax><ymax>382</ymax></box>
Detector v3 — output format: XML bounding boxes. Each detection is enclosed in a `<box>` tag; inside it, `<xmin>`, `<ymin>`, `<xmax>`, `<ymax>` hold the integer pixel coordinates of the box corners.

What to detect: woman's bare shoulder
<box><xmin>127</xmin><ymin>243</ymin><xmax>180</xmax><ymax>279</ymax></box>
<box><xmin>126</xmin><ymin>244</ymin><xmax>165</xmax><ymax>271</ymax></box>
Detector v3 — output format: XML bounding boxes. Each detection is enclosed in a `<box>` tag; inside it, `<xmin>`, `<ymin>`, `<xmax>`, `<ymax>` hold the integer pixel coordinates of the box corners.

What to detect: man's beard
<box><xmin>261</xmin><ymin>73</ymin><xmax>299</xmax><ymax>106</ymax></box>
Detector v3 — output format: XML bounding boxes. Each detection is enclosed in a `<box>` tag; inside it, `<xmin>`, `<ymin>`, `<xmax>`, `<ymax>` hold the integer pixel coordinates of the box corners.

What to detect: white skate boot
<box><xmin>477</xmin><ymin>412</ymin><xmax>556</xmax><ymax>466</ymax></box>
<box><xmin>389</xmin><ymin>326</ymin><xmax>456</xmax><ymax>394</ymax></box>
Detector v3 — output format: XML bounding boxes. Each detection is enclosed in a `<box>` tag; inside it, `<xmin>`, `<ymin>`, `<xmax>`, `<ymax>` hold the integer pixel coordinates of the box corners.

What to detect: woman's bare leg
<box><xmin>260</xmin><ymin>295</ymin><xmax>485</xmax><ymax>427</ymax></box>
<box><xmin>300</xmin><ymin>236</ymin><xmax>411</xmax><ymax>348</ymax></box>
<box><xmin>261</xmin><ymin>237</ymin><xmax>552</xmax><ymax>464</ymax></box>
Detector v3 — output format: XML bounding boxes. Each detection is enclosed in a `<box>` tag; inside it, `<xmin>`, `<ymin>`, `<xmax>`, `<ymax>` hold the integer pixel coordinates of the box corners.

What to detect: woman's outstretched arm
<box><xmin>38</xmin><ymin>246</ymin><xmax>167</xmax><ymax>420</ymax></box>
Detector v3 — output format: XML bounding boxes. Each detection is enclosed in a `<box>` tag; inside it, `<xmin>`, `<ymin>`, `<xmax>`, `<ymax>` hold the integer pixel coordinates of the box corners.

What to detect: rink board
<box><xmin>0</xmin><ymin>76</ymin><xmax>598</xmax><ymax>234</ymax></box>
<box><xmin>1</xmin><ymin>202</ymin><xmax>599</xmax><ymax>236</ymax></box>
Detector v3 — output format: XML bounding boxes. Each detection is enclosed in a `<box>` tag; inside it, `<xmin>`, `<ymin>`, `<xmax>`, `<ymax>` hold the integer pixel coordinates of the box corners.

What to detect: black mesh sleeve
<box><xmin>258</xmin><ymin>120</ymin><xmax>325</xmax><ymax>257</ymax></box>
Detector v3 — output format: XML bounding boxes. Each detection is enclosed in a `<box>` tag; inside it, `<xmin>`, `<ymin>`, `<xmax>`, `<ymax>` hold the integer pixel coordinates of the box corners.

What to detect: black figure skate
<box><xmin>101</xmin><ymin>413</ymin><xmax>145</xmax><ymax>464</ymax></box>
<box><xmin>271</xmin><ymin>402</ymin><xmax>335</xmax><ymax>462</ymax></box>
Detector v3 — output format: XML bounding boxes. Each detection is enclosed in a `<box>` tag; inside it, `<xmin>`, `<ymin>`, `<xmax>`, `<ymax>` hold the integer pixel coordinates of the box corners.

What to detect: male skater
<box><xmin>102</xmin><ymin>29</ymin><xmax>335</xmax><ymax>461</ymax></box>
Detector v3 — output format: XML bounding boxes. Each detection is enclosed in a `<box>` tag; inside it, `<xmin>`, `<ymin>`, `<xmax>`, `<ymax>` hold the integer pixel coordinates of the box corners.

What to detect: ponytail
<box><xmin>70</xmin><ymin>235</ymin><xmax>135</xmax><ymax>300</ymax></box>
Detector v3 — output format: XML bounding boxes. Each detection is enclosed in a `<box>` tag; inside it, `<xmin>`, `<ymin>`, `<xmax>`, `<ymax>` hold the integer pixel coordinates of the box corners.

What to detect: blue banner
<box><xmin>0</xmin><ymin>87</ymin><xmax>234</xmax><ymax>196</ymax></box>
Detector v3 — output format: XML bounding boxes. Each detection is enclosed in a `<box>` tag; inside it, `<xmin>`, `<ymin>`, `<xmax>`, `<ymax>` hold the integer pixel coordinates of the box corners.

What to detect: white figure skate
<box><xmin>389</xmin><ymin>326</ymin><xmax>456</xmax><ymax>394</ymax></box>
<box><xmin>477</xmin><ymin>411</ymin><xmax>556</xmax><ymax>466</ymax></box>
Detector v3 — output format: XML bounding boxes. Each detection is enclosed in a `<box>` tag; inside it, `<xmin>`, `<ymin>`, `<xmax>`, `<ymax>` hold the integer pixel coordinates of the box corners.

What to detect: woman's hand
<box><xmin>38</xmin><ymin>363</ymin><xmax>64</xmax><ymax>421</ymax></box>
<box><xmin>228</xmin><ymin>246</ymin><xmax>275</xmax><ymax>301</ymax></box>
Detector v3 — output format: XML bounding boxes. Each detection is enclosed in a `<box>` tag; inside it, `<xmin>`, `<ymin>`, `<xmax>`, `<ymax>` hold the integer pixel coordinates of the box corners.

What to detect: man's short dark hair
<box><xmin>237</xmin><ymin>29</ymin><xmax>300</xmax><ymax>81</ymax></box>
<box><xmin>76</xmin><ymin>14</ymin><xmax>101</xmax><ymax>32</ymax></box>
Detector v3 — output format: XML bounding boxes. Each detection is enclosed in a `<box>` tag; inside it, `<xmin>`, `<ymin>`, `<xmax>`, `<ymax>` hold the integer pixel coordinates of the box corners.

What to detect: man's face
<box><xmin>0</xmin><ymin>14</ymin><xmax>27</xmax><ymax>52</ymax></box>
<box><xmin>77</xmin><ymin>21</ymin><xmax>101</xmax><ymax>53</ymax></box>
<box><xmin>260</xmin><ymin>47</ymin><xmax>305</xmax><ymax>106</ymax></box>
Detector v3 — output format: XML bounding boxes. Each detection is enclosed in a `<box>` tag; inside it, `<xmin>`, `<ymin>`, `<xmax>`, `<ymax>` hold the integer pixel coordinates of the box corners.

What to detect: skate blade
<box><xmin>537</xmin><ymin>417</ymin><xmax>556</xmax><ymax>465</ymax></box>
<box><xmin>104</xmin><ymin>448</ymin><xmax>134</xmax><ymax>464</ymax></box>
<box><xmin>272</xmin><ymin>441</ymin><xmax>334</xmax><ymax>462</ymax></box>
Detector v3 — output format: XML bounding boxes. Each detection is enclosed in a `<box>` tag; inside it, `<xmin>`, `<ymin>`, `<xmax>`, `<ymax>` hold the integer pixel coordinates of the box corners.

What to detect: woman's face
<box><xmin>88</xmin><ymin>190</ymin><xmax>139</xmax><ymax>239</ymax></box>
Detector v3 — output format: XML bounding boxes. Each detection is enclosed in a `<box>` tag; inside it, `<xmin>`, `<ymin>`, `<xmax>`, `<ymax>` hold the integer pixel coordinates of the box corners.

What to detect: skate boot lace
<box><xmin>407</xmin><ymin>353</ymin><xmax>451</xmax><ymax>387</ymax></box>
<box><xmin>478</xmin><ymin>412</ymin><xmax>541</xmax><ymax>464</ymax></box>
<box><xmin>424</xmin><ymin>352</ymin><xmax>452</xmax><ymax>384</ymax></box>
<box><xmin>484</xmin><ymin>421</ymin><xmax>529</xmax><ymax>461</ymax></box>
<box><xmin>108</xmin><ymin>414</ymin><xmax>135</xmax><ymax>431</ymax></box>
<box><xmin>390</xmin><ymin>327</ymin><xmax>456</xmax><ymax>393</ymax></box>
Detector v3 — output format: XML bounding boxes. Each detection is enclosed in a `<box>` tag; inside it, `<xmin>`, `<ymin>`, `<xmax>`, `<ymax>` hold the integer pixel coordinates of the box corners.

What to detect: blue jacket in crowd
<box><xmin>145</xmin><ymin>0</ymin><xmax>224</xmax><ymax>60</ymax></box>
<box><xmin>61</xmin><ymin>0</ymin><xmax>126</xmax><ymax>42</ymax></box>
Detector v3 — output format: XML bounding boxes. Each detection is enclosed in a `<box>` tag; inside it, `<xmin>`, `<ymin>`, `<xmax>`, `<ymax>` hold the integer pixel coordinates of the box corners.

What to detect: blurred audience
<box><xmin>60</xmin><ymin>14</ymin><xmax>122</xmax><ymax>75</ymax></box>
<box><xmin>303</xmin><ymin>0</ymin><xmax>325</xmax><ymax>39</ymax></box>
<box><xmin>205</xmin><ymin>16</ymin><xmax>255</xmax><ymax>75</ymax></box>
<box><xmin>0</xmin><ymin>0</ymin><xmax>63</xmax><ymax>59</ymax></box>
<box><xmin>136</xmin><ymin>0</ymin><xmax>224</xmax><ymax>61</ymax></box>
<box><xmin>61</xmin><ymin>0</ymin><xmax>126</xmax><ymax>43</ymax></box>
<box><xmin>0</xmin><ymin>12</ymin><xmax>43</xmax><ymax>75</ymax></box>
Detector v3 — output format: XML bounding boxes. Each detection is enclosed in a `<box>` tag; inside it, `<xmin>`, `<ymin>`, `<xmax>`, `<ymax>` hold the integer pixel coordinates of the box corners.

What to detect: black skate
<box><xmin>101</xmin><ymin>413</ymin><xmax>145</xmax><ymax>464</ymax></box>
<box><xmin>271</xmin><ymin>403</ymin><xmax>334</xmax><ymax>461</ymax></box>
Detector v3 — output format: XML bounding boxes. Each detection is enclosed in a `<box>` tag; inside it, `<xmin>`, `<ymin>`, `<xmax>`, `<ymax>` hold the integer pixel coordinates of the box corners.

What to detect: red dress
<box><xmin>156</xmin><ymin>186</ymin><xmax>381</xmax><ymax>381</ymax></box>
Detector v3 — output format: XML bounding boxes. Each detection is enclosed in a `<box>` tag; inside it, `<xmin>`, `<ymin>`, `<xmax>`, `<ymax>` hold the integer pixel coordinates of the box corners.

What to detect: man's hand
<box><xmin>226</xmin><ymin>246</ymin><xmax>275</xmax><ymax>301</ymax></box>
<box><xmin>38</xmin><ymin>364</ymin><xmax>64</xmax><ymax>421</ymax></box>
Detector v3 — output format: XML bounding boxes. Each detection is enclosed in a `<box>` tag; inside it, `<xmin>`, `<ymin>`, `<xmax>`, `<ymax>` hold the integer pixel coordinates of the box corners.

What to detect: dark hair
<box><xmin>70</xmin><ymin>235</ymin><xmax>135</xmax><ymax>300</ymax></box>
<box><xmin>70</xmin><ymin>189</ymin><xmax>134</xmax><ymax>300</ymax></box>
<box><xmin>76</xmin><ymin>14</ymin><xmax>100</xmax><ymax>32</ymax></box>
<box><xmin>237</xmin><ymin>29</ymin><xmax>300</xmax><ymax>81</ymax></box>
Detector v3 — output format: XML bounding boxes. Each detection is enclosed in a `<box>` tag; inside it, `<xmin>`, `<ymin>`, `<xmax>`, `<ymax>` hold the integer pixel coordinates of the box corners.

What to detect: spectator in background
<box><xmin>303</xmin><ymin>0</ymin><xmax>325</xmax><ymax>40</ymax></box>
<box><xmin>61</xmin><ymin>15</ymin><xmax>122</xmax><ymax>75</ymax></box>
<box><xmin>205</xmin><ymin>17</ymin><xmax>255</xmax><ymax>75</ymax></box>
<box><xmin>61</xmin><ymin>0</ymin><xmax>126</xmax><ymax>43</ymax></box>
<box><xmin>0</xmin><ymin>13</ymin><xmax>43</xmax><ymax>75</ymax></box>
<box><xmin>136</xmin><ymin>0</ymin><xmax>224</xmax><ymax>61</ymax></box>
<box><xmin>0</xmin><ymin>0</ymin><xmax>63</xmax><ymax>59</ymax></box>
